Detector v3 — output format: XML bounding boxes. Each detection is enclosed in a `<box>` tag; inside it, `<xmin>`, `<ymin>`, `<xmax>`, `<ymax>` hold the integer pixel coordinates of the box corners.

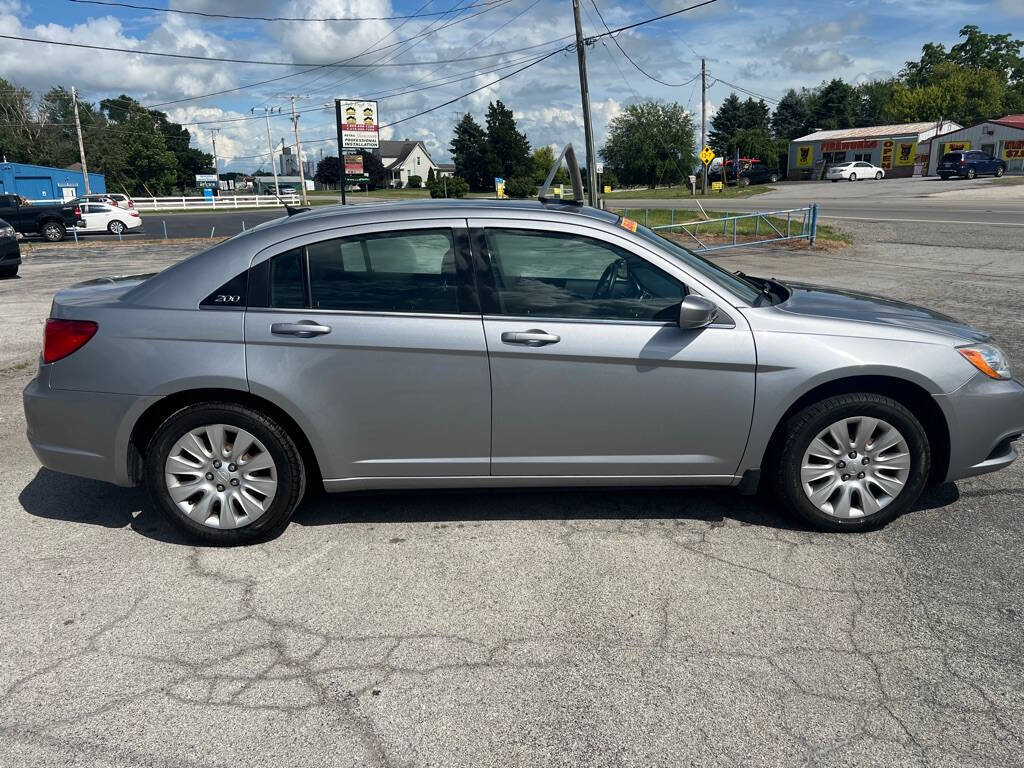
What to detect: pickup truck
<box><xmin>0</xmin><ymin>194</ymin><xmax>81</xmax><ymax>242</ymax></box>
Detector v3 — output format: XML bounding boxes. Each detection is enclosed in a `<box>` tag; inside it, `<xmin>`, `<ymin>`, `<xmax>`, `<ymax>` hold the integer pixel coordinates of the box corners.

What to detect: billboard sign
<box><xmin>795</xmin><ymin>145</ymin><xmax>813</xmax><ymax>167</ymax></box>
<box><xmin>344</xmin><ymin>154</ymin><xmax>364</xmax><ymax>175</ymax></box>
<box><xmin>195</xmin><ymin>173</ymin><xmax>218</xmax><ymax>189</ymax></box>
<box><xmin>942</xmin><ymin>141</ymin><xmax>971</xmax><ymax>154</ymax></box>
<box><xmin>894</xmin><ymin>141</ymin><xmax>917</xmax><ymax>166</ymax></box>
<box><xmin>336</xmin><ymin>100</ymin><xmax>379</xmax><ymax>149</ymax></box>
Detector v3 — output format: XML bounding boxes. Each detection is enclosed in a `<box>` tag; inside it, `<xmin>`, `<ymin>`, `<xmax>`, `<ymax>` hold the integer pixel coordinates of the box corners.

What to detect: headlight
<box><xmin>958</xmin><ymin>343</ymin><xmax>1012</xmax><ymax>380</ymax></box>
<box><xmin>0</xmin><ymin>226</ymin><xmax>14</xmax><ymax>239</ymax></box>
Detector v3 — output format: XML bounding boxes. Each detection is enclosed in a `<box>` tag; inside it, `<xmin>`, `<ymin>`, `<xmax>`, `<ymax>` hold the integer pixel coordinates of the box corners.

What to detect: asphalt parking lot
<box><xmin>1</xmin><ymin>219</ymin><xmax>1023</xmax><ymax>766</ymax></box>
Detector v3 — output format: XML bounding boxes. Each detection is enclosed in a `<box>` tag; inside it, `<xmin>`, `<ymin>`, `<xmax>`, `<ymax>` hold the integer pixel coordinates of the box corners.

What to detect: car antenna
<box><xmin>538</xmin><ymin>143</ymin><xmax>585</xmax><ymax>206</ymax></box>
<box><xmin>266</xmin><ymin>186</ymin><xmax>310</xmax><ymax>216</ymax></box>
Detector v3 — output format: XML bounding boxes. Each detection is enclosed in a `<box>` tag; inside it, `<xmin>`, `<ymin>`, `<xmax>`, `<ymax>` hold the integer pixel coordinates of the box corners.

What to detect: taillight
<box><xmin>960</xmin><ymin>158</ymin><xmax>966</xmax><ymax>165</ymax></box>
<box><xmin>129</xmin><ymin>211</ymin><xmax>140</xmax><ymax>217</ymax></box>
<box><xmin>74</xmin><ymin>206</ymin><xmax>81</xmax><ymax>217</ymax></box>
<box><xmin>43</xmin><ymin>319</ymin><xmax>97</xmax><ymax>364</ymax></box>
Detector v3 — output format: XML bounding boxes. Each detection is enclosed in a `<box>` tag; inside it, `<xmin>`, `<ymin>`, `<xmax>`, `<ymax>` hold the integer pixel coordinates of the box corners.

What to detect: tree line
<box><xmin>0</xmin><ymin>78</ymin><xmax>214</xmax><ymax>195</ymax></box>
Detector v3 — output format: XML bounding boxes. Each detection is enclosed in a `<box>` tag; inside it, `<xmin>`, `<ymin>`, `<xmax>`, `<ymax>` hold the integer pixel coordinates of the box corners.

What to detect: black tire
<box><xmin>42</xmin><ymin>221</ymin><xmax>65</xmax><ymax>242</ymax></box>
<box><xmin>0</xmin><ymin>264</ymin><xmax>17</xmax><ymax>278</ymax></box>
<box><xmin>739</xmin><ymin>177</ymin><xmax>751</xmax><ymax>187</ymax></box>
<box><xmin>848</xmin><ymin>173</ymin><xmax>857</xmax><ymax>182</ymax></box>
<box><xmin>108</xmin><ymin>220</ymin><xmax>125</xmax><ymax>234</ymax></box>
<box><xmin>874</xmin><ymin>171</ymin><xmax>883</xmax><ymax>180</ymax></box>
<box><xmin>966</xmin><ymin>167</ymin><xmax>976</xmax><ymax>180</ymax></box>
<box><xmin>145</xmin><ymin>402</ymin><xmax>306</xmax><ymax>545</ymax></box>
<box><xmin>831</xmin><ymin>179</ymin><xmax>839</xmax><ymax>183</ymax></box>
<box><xmin>771</xmin><ymin>393</ymin><xmax>930</xmax><ymax>532</ymax></box>
<box><xmin>769</xmin><ymin>174</ymin><xmax>778</xmax><ymax>183</ymax></box>
<box><xmin>939</xmin><ymin>174</ymin><xmax>949</xmax><ymax>180</ymax></box>
<box><xmin>995</xmin><ymin>166</ymin><xmax>1004</xmax><ymax>177</ymax></box>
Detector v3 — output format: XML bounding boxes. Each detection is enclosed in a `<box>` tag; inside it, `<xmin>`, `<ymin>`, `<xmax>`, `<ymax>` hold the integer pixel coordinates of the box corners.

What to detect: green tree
<box><xmin>502</xmin><ymin>176</ymin><xmax>535</xmax><ymax>198</ymax></box>
<box><xmin>808</xmin><ymin>78</ymin><xmax>858</xmax><ymax>130</ymax></box>
<box><xmin>770</xmin><ymin>89</ymin><xmax>812</xmax><ymax>140</ymax></box>
<box><xmin>530</xmin><ymin>145</ymin><xmax>569</xmax><ymax>186</ymax></box>
<box><xmin>855</xmin><ymin>79</ymin><xmax>895</xmax><ymax>127</ymax></box>
<box><xmin>740</xmin><ymin>98</ymin><xmax>770</xmax><ymax>133</ymax></box>
<box><xmin>886</xmin><ymin>62</ymin><xmax>1004</xmax><ymax>126</ymax></box>
<box><xmin>449</xmin><ymin>113</ymin><xmax>489</xmax><ymax>191</ymax></box>
<box><xmin>314</xmin><ymin>156</ymin><xmax>341</xmax><ymax>187</ymax></box>
<box><xmin>599</xmin><ymin>100</ymin><xmax>695</xmax><ymax>188</ymax></box>
<box><xmin>358</xmin><ymin>149</ymin><xmax>386</xmax><ymax>190</ymax></box>
<box><xmin>99</xmin><ymin>95</ymin><xmax>178</xmax><ymax>194</ymax></box>
<box><xmin>485</xmin><ymin>100</ymin><xmax>531</xmax><ymax>180</ymax></box>
<box><xmin>426</xmin><ymin>167</ymin><xmax>436</xmax><ymax>185</ymax></box>
<box><xmin>708</xmin><ymin>93</ymin><xmax>743</xmax><ymax>154</ymax></box>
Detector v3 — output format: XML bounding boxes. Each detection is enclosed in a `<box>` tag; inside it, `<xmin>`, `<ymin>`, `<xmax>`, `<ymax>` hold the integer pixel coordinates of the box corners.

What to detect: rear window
<box><xmin>941</xmin><ymin>152</ymin><xmax>963</xmax><ymax>161</ymax></box>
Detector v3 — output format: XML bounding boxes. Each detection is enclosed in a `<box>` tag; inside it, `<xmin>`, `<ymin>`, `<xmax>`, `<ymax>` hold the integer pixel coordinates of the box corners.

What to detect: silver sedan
<box><xmin>23</xmin><ymin>199</ymin><xmax>1024</xmax><ymax>544</ymax></box>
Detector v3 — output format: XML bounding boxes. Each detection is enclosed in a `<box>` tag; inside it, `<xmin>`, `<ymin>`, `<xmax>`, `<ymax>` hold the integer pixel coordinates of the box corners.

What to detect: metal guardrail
<box><xmin>619</xmin><ymin>204</ymin><xmax>818</xmax><ymax>251</ymax></box>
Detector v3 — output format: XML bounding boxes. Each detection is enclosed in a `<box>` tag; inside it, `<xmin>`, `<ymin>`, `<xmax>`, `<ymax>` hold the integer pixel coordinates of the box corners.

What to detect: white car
<box><xmin>74</xmin><ymin>202</ymin><xmax>143</xmax><ymax>235</ymax></box>
<box><xmin>827</xmin><ymin>161</ymin><xmax>885</xmax><ymax>182</ymax></box>
<box><xmin>105</xmin><ymin>193</ymin><xmax>134</xmax><ymax>209</ymax></box>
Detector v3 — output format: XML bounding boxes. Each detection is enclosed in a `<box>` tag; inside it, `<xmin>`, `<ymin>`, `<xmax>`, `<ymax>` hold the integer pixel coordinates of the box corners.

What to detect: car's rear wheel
<box><xmin>772</xmin><ymin>393</ymin><xmax>930</xmax><ymax>532</ymax></box>
<box><xmin>739</xmin><ymin>177</ymin><xmax>751</xmax><ymax>187</ymax></box>
<box><xmin>874</xmin><ymin>171</ymin><xmax>883</xmax><ymax>180</ymax></box>
<box><xmin>145</xmin><ymin>402</ymin><xmax>306</xmax><ymax>545</ymax></box>
<box><xmin>939</xmin><ymin>174</ymin><xmax>949</xmax><ymax>180</ymax></box>
<box><xmin>995</xmin><ymin>166</ymin><xmax>1004</xmax><ymax>177</ymax></box>
<box><xmin>769</xmin><ymin>174</ymin><xmax>778</xmax><ymax>183</ymax></box>
<box><xmin>108</xmin><ymin>220</ymin><xmax>125</xmax><ymax>235</ymax></box>
<box><xmin>42</xmin><ymin>221</ymin><xmax>65</xmax><ymax>242</ymax></box>
<box><xmin>0</xmin><ymin>264</ymin><xmax>17</xmax><ymax>278</ymax></box>
<box><xmin>966</xmin><ymin>167</ymin><xmax>976</xmax><ymax>179</ymax></box>
<box><xmin>848</xmin><ymin>173</ymin><xmax>857</xmax><ymax>182</ymax></box>
<box><xmin>831</xmin><ymin>179</ymin><xmax>838</xmax><ymax>183</ymax></box>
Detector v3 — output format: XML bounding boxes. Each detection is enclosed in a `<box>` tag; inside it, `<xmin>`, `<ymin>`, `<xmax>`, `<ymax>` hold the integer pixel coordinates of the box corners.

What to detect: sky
<box><xmin>1</xmin><ymin>0</ymin><xmax>1022</xmax><ymax>173</ymax></box>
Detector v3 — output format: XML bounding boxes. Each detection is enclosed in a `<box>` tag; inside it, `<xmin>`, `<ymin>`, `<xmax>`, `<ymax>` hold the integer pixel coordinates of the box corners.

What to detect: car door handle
<box><xmin>500</xmin><ymin>329</ymin><xmax>561</xmax><ymax>346</ymax></box>
<box><xmin>271</xmin><ymin>321</ymin><xmax>332</xmax><ymax>338</ymax></box>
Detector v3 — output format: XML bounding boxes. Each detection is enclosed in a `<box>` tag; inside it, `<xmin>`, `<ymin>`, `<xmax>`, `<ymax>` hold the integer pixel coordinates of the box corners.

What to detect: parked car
<box><xmin>0</xmin><ymin>218</ymin><xmax>20</xmax><ymax>278</ymax></box>
<box><xmin>106</xmin><ymin>193</ymin><xmax>134</xmax><ymax>208</ymax></box>
<box><xmin>74</xmin><ymin>194</ymin><xmax>119</xmax><ymax>208</ymax></box>
<box><xmin>711</xmin><ymin>162</ymin><xmax>780</xmax><ymax>186</ymax></box>
<box><xmin>826</xmin><ymin>161</ymin><xmax>885</xmax><ymax>182</ymax></box>
<box><xmin>0</xmin><ymin>194</ymin><xmax>81</xmax><ymax>241</ymax></box>
<box><xmin>937</xmin><ymin>150</ymin><xmax>1006</xmax><ymax>180</ymax></box>
<box><xmin>23</xmin><ymin>199</ymin><xmax>1024</xmax><ymax>544</ymax></box>
<box><xmin>74</xmin><ymin>202</ymin><xmax>143</xmax><ymax>235</ymax></box>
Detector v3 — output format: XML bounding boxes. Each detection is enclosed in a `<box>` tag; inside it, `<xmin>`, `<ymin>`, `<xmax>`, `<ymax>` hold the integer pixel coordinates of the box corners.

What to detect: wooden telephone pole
<box><xmin>572</xmin><ymin>0</ymin><xmax>598</xmax><ymax>206</ymax></box>
<box><xmin>71</xmin><ymin>86</ymin><xmax>90</xmax><ymax>195</ymax></box>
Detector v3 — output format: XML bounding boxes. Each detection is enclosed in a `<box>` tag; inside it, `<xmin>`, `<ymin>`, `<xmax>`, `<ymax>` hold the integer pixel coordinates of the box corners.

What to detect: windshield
<box><xmin>630</xmin><ymin>223</ymin><xmax>761</xmax><ymax>304</ymax></box>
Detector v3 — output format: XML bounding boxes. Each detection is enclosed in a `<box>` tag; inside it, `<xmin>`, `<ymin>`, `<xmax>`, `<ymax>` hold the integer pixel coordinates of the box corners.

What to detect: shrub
<box><xmin>503</xmin><ymin>176</ymin><xmax>536</xmax><ymax>199</ymax></box>
<box><xmin>407</xmin><ymin>175</ymin><xmax>422</xmax><ymax>188</ymax></box>
<box><xmin>428</xmin><ymin>175</ymin><xmax>469</xmax><ymax>198</ymax></box>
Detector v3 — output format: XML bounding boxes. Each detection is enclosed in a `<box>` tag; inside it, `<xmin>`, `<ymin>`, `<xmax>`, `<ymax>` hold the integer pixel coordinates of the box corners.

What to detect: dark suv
<box><xmin>938</xmin><ymin>150</ymin><xmax>1006</xmax><ymax>180</ymax></box>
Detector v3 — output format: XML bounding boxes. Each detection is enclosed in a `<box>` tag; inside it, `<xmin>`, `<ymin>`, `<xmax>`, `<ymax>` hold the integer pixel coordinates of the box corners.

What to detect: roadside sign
<box><xmin>711</xmin><ymin>181</ymin><xmax>723</xmax><ymax>191</ymax></box>
<box><xmin>336</xmin><ymin>100</ymin><xmax>379</xmax><ymax>149</ymax></box>
<box><xmin>700</xmin><ymin>146</ymin><xmax>715</xmax><ymax>166</ymax></box>
<box><xmin>494</xmin><ymin>177</ymin><xmax>505</xmax><ymax>199</ymax></box>
<box><xmin>595</xmin><ymin>162</ymin><xmax>604</xmax><ymax>174</ymax></box>
<box><xmin>344</xmin><ymin>154</ymin><xmax>364</xmax><ymax>175</ymax></box>
<box><xmin>195</xmin><ymin>173</ymin><xmax>218</xmax><ymax>189</ymax></box>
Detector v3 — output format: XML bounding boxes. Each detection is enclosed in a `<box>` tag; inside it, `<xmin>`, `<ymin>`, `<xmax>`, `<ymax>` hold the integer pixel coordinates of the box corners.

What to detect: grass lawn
<box><xmin>990</xmin><ymin>176</ymin><xmax>1024</xmax><ymax>186</ymax></box>
<box><xmin>603</xmin><ymin>184</ymin><xmax>772</xmax><ymax>200</ymax></box>
<box><xmin>607</xmin><ymin>207</ymin><xmax>851</xmax><ymax>246</ymax></box>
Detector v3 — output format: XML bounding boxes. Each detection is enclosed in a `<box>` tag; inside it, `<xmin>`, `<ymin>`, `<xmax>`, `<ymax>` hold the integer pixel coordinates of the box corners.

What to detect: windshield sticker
<box><xmin>620</xmin><ymin>217</ymin><xmax>638</xmax><ymax>232</ymax></box>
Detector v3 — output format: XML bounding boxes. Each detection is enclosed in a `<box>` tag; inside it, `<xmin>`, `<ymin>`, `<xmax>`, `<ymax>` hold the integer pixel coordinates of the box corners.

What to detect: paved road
<box><xmin>612</xmin><ymin>175</ymin><xmax>1024</xmax><ymax>226</ymax></box>
<box><xmin>2</xmin><ymin>219</ymin><xmax>1023</xmax><ymax>766</ymax></box>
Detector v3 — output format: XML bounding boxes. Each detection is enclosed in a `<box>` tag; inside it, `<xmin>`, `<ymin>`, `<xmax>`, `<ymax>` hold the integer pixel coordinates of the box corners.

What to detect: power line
<box><xmin>708</xmin><ymin>76</ymin><xmax>779</xmax><ymax>105</ymax></box>
<box><xmin>67</xmin><ymin>0</ymin><xmax>512</xmax><ymax>22</ymax></box>
<box><xmin>588</xmin><ymin>0</ymin><xmax>699</xmax><ymax>87</ymax></box>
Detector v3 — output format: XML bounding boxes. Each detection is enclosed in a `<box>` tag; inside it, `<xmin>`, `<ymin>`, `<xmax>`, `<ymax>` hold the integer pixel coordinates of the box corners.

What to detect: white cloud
<box><xmin>784</xmin><ymin>48</ymin><xmax>855</xmax><ymax>73</ymax></box>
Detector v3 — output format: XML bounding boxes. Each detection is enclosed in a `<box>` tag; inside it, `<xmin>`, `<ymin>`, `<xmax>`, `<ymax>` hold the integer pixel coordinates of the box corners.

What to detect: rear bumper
<box><xmin>23</xmin><ymin>374</ymin><xmax>156</xmax><ymax>487</ymax></box>
<box><xmin>938</xmin><ymin>375</ymin><xmax>1024</xmax><ymax>482</ymax></box>
<box><xmin>0</xmin><ymin>239</ymin><xmax>20</xmax><ymax>265</ymax></box>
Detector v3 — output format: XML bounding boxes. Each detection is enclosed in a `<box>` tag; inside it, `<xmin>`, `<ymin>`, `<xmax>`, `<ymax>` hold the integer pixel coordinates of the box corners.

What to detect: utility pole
<box><xmin>210</xmin><ymin>128</ymin><xmax>220</xmax><ymax>191</ymax></box>
<box><xmin>700</xmin><ymin>58</ymin><xmax>707</xmax><ymax>195</ymax></box>
<box><xmin>334</xmin><ymin>100</ymin><xmax>347</xmax><ymax>206</ymax></box>
<box><xmin>261</xmin><ymin>107</ymin><xmax>281</xmax><ymax>198</ymax></box>
<box><xmin>290</xmin><ymin>96</ymin><xmax>308</xmax><ymax>205</ymax></box>
<box><xmin>71</xmin><ymin>86</ymin><xmax>91</xmax><ymax>195</ymax></box>
<box><xmin>572</xmin><ymin>0</ymin><xmax>598</xmax><ymax>207</ymax></box>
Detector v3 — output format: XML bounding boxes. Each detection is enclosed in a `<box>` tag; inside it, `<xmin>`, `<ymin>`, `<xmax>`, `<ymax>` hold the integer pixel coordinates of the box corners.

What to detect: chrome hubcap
<box><xmin>800</xmin><ymin>416</ymin><xmax>911</xmax><ymax>519</ymax></box>
<box><xmin>164</xmin><ymin>424</ymin><xmax>277</xmax><ymax>529</ymax></box>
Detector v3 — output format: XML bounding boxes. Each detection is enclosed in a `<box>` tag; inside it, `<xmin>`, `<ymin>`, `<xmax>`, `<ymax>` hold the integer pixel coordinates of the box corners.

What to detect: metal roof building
<box><xmin>0</xmin><ymin>161</ymin><xmax>106</xmax><ymax>201</ymax></box>
<box><xmin>923</xmin><ymin>115</ymin><xmax>1024</xmax><ymax>176</ymax></box>
<box><xmin>788</xmin><ymin>120</ymin><xmax>961</xmax><ymax>180</ymax></box>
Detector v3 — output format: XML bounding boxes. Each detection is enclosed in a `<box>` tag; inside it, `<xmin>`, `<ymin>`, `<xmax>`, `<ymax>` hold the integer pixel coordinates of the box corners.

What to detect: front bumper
<box><xmin>23</xmin><ymin>373</ymin><xmax>156</xmax><ymax>487</ymax></box>
<box><xmin>937</xmin><ymin>374</ymin><xmax>1024</xmax><ymax>482</ymax></box>
<box><xmin>0</xmin><ymin>237</ymin><xmax>20</xmax><ymax>266</ymax></box>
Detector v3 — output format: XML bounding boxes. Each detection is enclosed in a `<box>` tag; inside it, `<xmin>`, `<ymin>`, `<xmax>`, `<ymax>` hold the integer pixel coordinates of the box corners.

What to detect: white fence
<box><xmin>132</xmin><ymin>194</ymin><xmax>302</xmax><ymax>211</ymax></box>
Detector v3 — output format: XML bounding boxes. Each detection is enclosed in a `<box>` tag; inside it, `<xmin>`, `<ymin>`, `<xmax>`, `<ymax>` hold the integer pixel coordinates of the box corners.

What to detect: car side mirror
<box><xmin>678</xmin><ymin>295</ymin><xmax>718</xmax><ymax>330</ymax></box>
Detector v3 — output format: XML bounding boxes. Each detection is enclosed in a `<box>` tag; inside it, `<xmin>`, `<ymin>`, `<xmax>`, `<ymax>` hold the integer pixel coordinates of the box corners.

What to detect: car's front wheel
<box><xmin>995</xmin><ymin>166</ymin><xmax>1004</xmax><ymax>177</ymax></box>
<box><xmin>848</xmin><ymin>173</ymin><xmax>857</xmax><ymax>182</ymax></box>
<box><xmin>966</xmin><ymin>167</ymin><xmax>976</xmax><ymax>179</ymax></box>
<box><xmin>769</xmin><ymin>174</ymin><xmax>778</xmax><ymax>183</ymax></box>
<box><xmin>108</xmin><ymin>220</ymin><xmax>125</xmax><ymax>235</ymax></box>
<box><xmin>145</xmin><ymin>402</ymin><xmax>306</xmax><ymax>544</ymax></box>
<box><xmin>874</xmin><ymin>171</ymin><xmax>883</xmax><ymax>180</ymax></box>
<box><xmin>772</xmin><ymin>393</ymin><xmax>930</xmax><ymax>532</ymax></box>
<box><xmin>939</xmin><ymin>174</ymin><xmax>949</xmax><ymax>180</ymax></box>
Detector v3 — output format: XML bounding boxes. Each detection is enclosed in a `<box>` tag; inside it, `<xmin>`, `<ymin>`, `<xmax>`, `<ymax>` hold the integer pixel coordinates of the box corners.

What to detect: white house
<box><xmin>379</xmin><ymin>140</ymin><xmax>440</xmax><ymax>188</ymax></box>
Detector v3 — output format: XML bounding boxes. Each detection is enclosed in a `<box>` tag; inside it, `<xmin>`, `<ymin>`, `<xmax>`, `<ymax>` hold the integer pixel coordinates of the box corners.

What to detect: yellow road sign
<box><xmin>700</xmin><ymin>146</ymin><xmax>716</xmax><ymax>166</ymax></box>
<box><xmin>711</xmin><ymin>181</ymin><xmax>723</xmax><ymax>191</ymax></box>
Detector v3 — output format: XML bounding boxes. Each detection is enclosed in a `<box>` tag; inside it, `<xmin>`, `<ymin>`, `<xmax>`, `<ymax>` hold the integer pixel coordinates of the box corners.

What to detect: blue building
<box><xmin>0</xmin><ymin>161</ymin><xmax>106</xmax><ymax>202</ymax></box>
